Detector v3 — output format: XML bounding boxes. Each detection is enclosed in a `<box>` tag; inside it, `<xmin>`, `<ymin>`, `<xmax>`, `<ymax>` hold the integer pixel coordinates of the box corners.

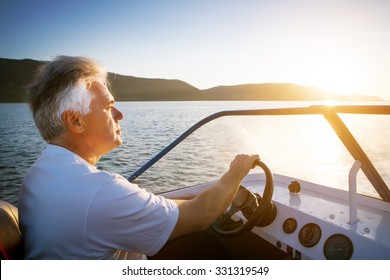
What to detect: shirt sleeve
<box><xmin>87</xmin><ymin>174</ymin><xmax>179</xmax><ymax>256</ymax></box>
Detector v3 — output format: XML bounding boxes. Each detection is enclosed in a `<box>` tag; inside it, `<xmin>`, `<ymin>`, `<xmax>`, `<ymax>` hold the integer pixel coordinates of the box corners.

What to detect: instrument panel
<box><xmin>281</xmin><ymin>217</ymin><xmax>353</xmax><ymax>259</ymax></box>
<box><xmin>238</xmin><ymin>174</ymin><xmax>390</xmax><ymax>260</ymax></box>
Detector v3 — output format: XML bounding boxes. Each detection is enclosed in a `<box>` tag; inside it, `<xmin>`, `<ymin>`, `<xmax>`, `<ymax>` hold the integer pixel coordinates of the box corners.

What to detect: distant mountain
<box><xmin>108</xmin><ymin>73</ymin><xmax>200</xmax><ymax>101</ymax></box>
<box><xmin>199</xmin><ymin>83</ymin><xmax>341</xmax><ymax>101</ymax></box>
<box><xmin>0</xmin><ymin>58</ymin><xmax>383</xmax><ymax>102</ymax></box>
<box><xmin>0</xmin><ymin>58</ymin><xmax>43</xmax><ymax>102</ymax></box>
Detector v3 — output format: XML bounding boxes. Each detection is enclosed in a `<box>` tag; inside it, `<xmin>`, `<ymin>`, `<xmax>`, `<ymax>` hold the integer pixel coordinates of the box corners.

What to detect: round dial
<box><xmin>283</xmin><ymin>218</ymin><xmax>297</xmax><ymax>234</ymax></box>
<box><xmin>323</xmin><ymin>234</ymin><xmax>353</xmax><ymax>260</ymax></box>
<box><xmin>298</xmin><ymin>223</ymin><xmax>322</xmax><ymax>247</ymax></box>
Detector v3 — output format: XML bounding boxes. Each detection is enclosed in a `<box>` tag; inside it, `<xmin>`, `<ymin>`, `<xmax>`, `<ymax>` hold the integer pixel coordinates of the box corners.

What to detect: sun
<box><xmin>310</xmin><ymin>59</ymin><xmax>363</xmax><ymax>95</ymax></box>
<box><xmin>295</xmin><ymin>49</ymin><xmax>366</xmax><ymax>96</ymax></box>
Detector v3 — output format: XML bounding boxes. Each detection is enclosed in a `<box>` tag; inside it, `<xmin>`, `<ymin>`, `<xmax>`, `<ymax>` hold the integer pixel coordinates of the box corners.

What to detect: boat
<box><xmin>132</xmin><ymin>104</ymin><xmax>390</xmax><ymax>260</ymax></box>
<box><xmin>1</xmin><ymin>104</ymin><xmax>389</xmax><ymax>260</ymax></box>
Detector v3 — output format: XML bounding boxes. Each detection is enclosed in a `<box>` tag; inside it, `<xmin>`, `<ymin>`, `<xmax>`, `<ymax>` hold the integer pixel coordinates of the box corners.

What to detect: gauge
<box><xmin>323</xmin><ymin>234</ymin><xmax>353</xmax><ymax>260</ymax></box>
<box><xmin>283</xmin><ymin>218</ymin><xmax>297</xmax><ymax>234</ymax></box>
<box><xmin>298</xmin><ymin>223</ymin><xmax>322</xmax><ymax>247</ymax></box>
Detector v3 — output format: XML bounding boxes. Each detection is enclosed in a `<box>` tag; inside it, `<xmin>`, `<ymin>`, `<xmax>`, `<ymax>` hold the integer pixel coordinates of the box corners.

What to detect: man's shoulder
<box><xmin>97</xmin><ymin>171</ymin><xmax>139</xmax><ymax>191</ymax></box>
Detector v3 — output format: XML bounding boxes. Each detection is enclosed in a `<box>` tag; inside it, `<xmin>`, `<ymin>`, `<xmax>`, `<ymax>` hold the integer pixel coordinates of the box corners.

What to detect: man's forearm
<box><xmin>169</xmin><ymin>154</ymin><xmax>259</xmax><ymax>240</ymax></box>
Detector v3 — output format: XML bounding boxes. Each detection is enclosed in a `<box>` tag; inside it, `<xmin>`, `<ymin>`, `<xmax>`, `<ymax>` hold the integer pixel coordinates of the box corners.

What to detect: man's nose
<box><xmin>113</xmin><ymin>107</ymin><xmax>124</xmax><ymax>120</ymax></box>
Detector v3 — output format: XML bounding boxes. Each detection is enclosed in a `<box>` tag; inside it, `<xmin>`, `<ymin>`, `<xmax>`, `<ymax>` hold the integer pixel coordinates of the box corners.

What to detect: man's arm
<box><xmin>169</xmin><ymin>154</ymin><xmax>259</xmax><ymax>240</ymax></box>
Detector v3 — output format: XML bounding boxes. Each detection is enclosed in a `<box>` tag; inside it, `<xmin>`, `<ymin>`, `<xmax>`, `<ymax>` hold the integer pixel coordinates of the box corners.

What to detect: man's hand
<box><xmin>229</xmin><ymin>154</ymin><xmax>260</xmax><ymax>181</ymax></box>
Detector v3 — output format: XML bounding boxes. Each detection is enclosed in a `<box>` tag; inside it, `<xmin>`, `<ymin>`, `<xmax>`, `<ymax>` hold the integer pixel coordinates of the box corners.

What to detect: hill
<box><xmin>0</xmin><ymin>58</ymin><xmax>201</xmax><ymax>102</ymax></box>
<box><xmin>199</xmin><ymin>83</ymin><xmax>343</xmax><ymax>101</ymax></box>
<box><xmin>0</xmin><ymin>58</ymin><xmax>43</xmax><ymax>102</ymax></box>
<box><xmin>0</xmin><ymin>58</ymin><xmax>383</xmax><ymax>102</ymax></box>
<box><xmin>108</xmin><ymin>73</ymin><xmax>200</xmax><ymax>101</ymax></box>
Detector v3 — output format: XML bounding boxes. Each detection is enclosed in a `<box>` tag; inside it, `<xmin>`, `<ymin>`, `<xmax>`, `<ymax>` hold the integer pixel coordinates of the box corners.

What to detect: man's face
<box><xmin>81</xmin><ymin>82</ymin><xmax>124</xmax><ymax>157</ymax></box>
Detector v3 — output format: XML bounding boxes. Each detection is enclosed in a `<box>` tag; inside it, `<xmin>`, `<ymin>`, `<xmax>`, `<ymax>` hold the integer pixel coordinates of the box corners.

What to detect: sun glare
<box><xmin>296</xmin><ymin>49</ymin><xmax>365</xmax><ymax>96</ymax></box>
<box><xmin>323</xmin><ymin>100</ymin><xmax>338</xmax><ymax>106</ymax></box>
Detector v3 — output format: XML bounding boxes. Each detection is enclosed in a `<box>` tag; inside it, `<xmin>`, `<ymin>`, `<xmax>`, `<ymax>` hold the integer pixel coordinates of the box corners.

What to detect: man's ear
<box><xmin>62</xmin><ymin>110</ymin><xmax>84</xmax><ymax>133</ymax></box>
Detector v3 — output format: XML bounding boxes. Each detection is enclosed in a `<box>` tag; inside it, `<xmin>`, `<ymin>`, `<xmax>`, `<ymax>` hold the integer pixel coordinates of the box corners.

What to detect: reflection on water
<box><xmin>0</xmin><ymin>101</ymin><xmax>389</xmax><ymax>206</ymax></box>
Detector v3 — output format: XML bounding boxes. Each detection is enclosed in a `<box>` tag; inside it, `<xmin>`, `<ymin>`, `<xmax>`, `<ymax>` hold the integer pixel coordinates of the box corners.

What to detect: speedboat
<box><xmin>133</xmin><ymin>104</ymin><xmax>390</xmax><ymax>260</ymax></box>
<box><xmin>1</xmin><ymin>104</ymin><xmax>389</xmax><ymax>260</ymax></box>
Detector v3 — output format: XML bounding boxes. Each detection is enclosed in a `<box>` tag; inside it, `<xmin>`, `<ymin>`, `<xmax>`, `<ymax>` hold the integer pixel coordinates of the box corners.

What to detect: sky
<box><xmin>1</xmin><ymin>0</ymin><xmax>390</xmax><ymax>100</ymax></box>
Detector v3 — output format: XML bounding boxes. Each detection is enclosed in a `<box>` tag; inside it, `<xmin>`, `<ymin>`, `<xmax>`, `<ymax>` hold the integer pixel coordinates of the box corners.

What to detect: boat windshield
<box><xmin>339</xmin><ymin>113</ymin><xmax>390</xmax><ymax>198</ymax></box>
<box><xmin>130</xmin><ymin>106</ymin><xmax>389</xmax><ymax>201</ymax></box>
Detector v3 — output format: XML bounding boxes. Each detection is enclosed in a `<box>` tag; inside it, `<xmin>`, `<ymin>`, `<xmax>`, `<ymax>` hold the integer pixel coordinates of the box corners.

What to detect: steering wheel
<box><xmin>211</xmin><ymin>160</ymin><xmax>275</xmax><ymax>237</ymax></box>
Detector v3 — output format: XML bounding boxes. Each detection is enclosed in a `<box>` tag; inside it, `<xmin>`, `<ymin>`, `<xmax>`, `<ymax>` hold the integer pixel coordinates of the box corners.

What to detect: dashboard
<box><xmin>239</xmin><ymin>173</ymin><xmax>390</xmax><ymax>260</ymax></box>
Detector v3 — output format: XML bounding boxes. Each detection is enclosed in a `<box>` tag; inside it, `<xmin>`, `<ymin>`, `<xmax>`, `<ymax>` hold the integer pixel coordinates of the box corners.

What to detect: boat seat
<box><xmin>0</xmin><ymin>200</ymin><xmax>24</xmax><ymax>259</ymax></box>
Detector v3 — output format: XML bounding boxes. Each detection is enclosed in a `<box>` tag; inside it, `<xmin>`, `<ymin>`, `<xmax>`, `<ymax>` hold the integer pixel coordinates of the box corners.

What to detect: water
<box><xmin>1</xmin><ymin>101</ymin><xmax>389</xmax><ymax>206</ymax></box>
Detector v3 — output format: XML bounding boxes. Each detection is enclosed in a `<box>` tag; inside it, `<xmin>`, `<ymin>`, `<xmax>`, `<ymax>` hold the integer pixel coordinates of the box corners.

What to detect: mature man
<box><xmin>19</xmin><ymin>56</ymin><xmax>259</xmax><ymax>259</ymax></box>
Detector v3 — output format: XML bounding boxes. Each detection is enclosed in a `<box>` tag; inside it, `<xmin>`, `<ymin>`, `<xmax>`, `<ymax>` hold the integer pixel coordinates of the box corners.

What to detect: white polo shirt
<box><xmin>19</xmin><ymin>144</ymin><xmax>179</xmax><ymax>259</ymax></box>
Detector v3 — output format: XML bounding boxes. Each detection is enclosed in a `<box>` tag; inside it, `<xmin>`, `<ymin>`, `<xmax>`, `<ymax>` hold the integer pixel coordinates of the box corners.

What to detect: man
<box><xmin>19</xmin><ymin>56</ymin><xmax>259</xmax><ymax>259</ymax></box>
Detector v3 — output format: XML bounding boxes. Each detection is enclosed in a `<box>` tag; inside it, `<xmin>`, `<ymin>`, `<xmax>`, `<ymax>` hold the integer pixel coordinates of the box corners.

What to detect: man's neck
<box><xmin>48</xmin><ymin>136</ymin><xmax>100</xmax><ymax>165</ymax></box>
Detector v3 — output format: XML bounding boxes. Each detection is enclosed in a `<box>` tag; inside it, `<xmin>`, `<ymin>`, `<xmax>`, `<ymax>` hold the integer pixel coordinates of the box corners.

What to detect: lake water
<box><xmin>1</xmin><ymin>101</ymin><xmax>389</xmax><ymax>206</ymax></box>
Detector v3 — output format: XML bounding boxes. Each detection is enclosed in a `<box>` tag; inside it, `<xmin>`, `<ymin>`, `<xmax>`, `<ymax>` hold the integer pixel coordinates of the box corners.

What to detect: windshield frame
<box><xmin>128</xmin><ymin>105</ymin><xmax>390</xmax><ymax>202</ymax></box>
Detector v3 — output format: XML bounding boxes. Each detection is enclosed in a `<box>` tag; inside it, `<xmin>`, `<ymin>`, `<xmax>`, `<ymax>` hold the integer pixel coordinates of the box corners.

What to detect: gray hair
<box><xmin>27</xmin><ymin>56</ymin><xmax>107</xmax><ymax>142</ymax></box>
